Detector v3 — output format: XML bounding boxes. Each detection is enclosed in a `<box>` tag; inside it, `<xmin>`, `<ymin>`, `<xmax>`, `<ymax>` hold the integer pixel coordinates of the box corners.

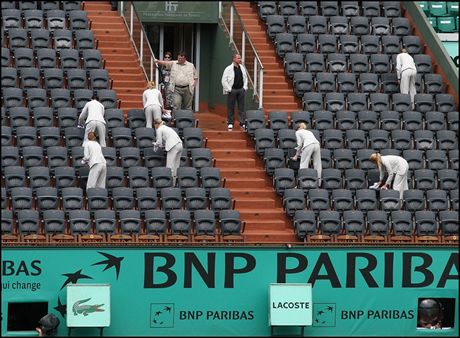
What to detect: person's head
<box><xmin>91</xmin><ymin>93</ymin><xmax>98</xmax><ymax>101</ymax></box>
<box><xmin>369</xmin><ymin>152</ymin><xmax>382</xmax><ymax>170</ymax></box>
<box><xmin>88</xmin><ymin>131</ymin><xmax>97</xmax><ymax>141</ymax></box>
<box><xmin>232</xmin><ymin>54</ymin><xmax>242</xmax><ymax>65</ymax></box>
<box><xmin>418</xmin><ymin>299</ymin><xmax>443</xmax><ymax>328</ymax></box>
<box><xmin>296</xmin><ymin>122</ymin><xmax>307</xmax><ymax>130</ymax></box>
<box><xmin>154</xmin><ymin>119</ymin><xmax>164</xmax><ymax>129</ymax></box>
<box><xmin>164</xmin><ymin>51</ymin><xmax>172</xmax><ymax>60</ymax></box>
<box><xmin>147</xmin><ymin>81</ymin><xmax>156</xmax><ymax>90</ymax></box>
<box><xmin>177</xmin><ymin>51</ymin><xmax>187</xmax><ymax>64</ymax></box>
<box><xmin>401</xmin><ymin>47</ymin><xmax>407</xmax><ymax>54</ymax></box>
<box><xmin>37</xmin><ymin>313</ymin><xmax>60</xmax><ymax>336</ymax></box>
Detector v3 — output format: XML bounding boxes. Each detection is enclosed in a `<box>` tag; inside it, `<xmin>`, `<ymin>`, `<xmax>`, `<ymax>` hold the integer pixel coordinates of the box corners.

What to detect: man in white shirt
<box><xmin>153</xmin><ymin>119</ymin><xmax>183</xmax><ymax>185</ymax></box>
<box><xmin>78</xmin><ymin>94</ymin><xmax>106</xmax><ymax>147</ymax></box>
<box><xmin>396</xmin><ymin>48</ymin><xmax>417</xmax><ymax>108</ymax></box>
<box><xmin>292</xmin><ymin>122</ymin><xmax>322</xmax><ymax>185</ymax></box>
<box><xmin>221</xmin><ymin>54</ymin><xmax>249</xmax><ymax>131</ymax></box>
<box><xmin>155</xmin><ymin>51</ymin><xmax>198</xmax><ymax>112</ymax></box>
<box><xmin>81</xmin><ymin>132</ymin><xmax>107</xmax><ymax>189</ymax></box>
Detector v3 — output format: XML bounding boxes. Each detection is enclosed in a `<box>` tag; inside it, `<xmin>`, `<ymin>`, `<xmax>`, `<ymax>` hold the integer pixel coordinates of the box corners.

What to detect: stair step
<box><xmin>235</xmin><ymin>197</ymin><xmax>278</xmax><ymax>209</ymax></box>
<box><xmin>206</xmin><ymin>139</ymin><xmax>249</xmax><ymax>148</ymax></box>
<box><xmin>231</xmin><ymin>188</ymin><xmax>278</xmax><ymax>199</ymax></box>
<box><xmin>224</xmin><ymin>178</ymin><xmax>269</xmax><ymax>188</ymax></box>
<box><xmin>245</xmin><ymin>221</ymin><xmax>291</xmax><ymax>231</ymax></box>
<box><xmin>203</xmin><ymin>130</ymin><xmax>248</xmax><ymax>140</ymax></box>
<box><xmin>239</xmin><ymin>209</ymin><xmax>288</xmax><ymax>221</ymax></box>
<box><xmin>220</xmin><ymin>168</ymin><xmax>267</xmax><ymax>179</ymax></box>
<box><xmin>213</xmin><ymin>149</ymin><xmax>258</xmax><ymax>160</ymax></box>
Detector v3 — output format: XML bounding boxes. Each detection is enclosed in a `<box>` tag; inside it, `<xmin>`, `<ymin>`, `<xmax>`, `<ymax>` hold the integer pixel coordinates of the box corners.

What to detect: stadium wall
<box><xmin>2</xmin><ymin>247</ymin><xmax>458</xmax><ymax>336</ymax></box>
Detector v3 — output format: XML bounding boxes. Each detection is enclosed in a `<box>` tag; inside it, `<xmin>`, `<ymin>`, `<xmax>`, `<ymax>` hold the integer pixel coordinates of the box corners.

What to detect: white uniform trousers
<box><xmin>300</xmin><ymin>143</ymin><xmax>322</xmax><ymax>185</ymax></box>
<box><xmin>87</xmin><ymin>162</ymin><xmax>107</xmax><ymax>189</ymax></box>
<box><xmin>84</xmin><ymin>121</ymin><xmax>106</xmax><ymax>147</ymax></box>
<box><xmin>167</xmin><ymin>142</ymin><xmax>183</xmax><ymax>185</ymax></box>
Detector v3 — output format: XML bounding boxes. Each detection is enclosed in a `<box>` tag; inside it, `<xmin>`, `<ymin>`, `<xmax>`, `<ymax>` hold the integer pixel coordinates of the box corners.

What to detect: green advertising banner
<box><xmin>269</xmin><ymin>283</ymin><xmax>312</xmax><ymax>326</ymax></box>
<box><xmin>1</xmin><ymin>247</ymin><xmax>458</xmax><ymax>336</ymax></box>
<box><xmin>134</xmin><ymin>1</ymin><xmax>219</xmax><ymax>23</ymax></box>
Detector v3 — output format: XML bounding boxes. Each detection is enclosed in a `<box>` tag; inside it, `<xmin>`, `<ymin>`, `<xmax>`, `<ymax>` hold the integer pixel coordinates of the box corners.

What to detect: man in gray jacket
<box><xmin>221</xmin><ymin>54</ymin><xmax>248</xmax><ymax>131</ymax></box>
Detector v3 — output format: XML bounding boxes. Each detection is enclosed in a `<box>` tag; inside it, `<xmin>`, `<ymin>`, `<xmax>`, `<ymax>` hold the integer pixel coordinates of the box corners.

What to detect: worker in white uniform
<box><xmin>396</xmin><ymin>48</ymin><xmax>417</xmax><ymax>108</ymax></box>
<box><xmin>292</xmin><ymin>122</ymin><xmax>322</xmax><ymax>185</ymax></box>
<box><xmin>78</xmin><ymin>94</ymin><xmax>106</xmax><ymax>147</ymax></box>
<box><xmin>81</xmin><ymin>132</ymin><xmax>107</xmax><ymax>189</ymax></box>
<box><xmin>153</xmin><ymin>119</ymin><xmax>183</xmax><ymax>186</ymax></box>
<box><xmin>370</xmin><ymin>153</ymin><xmax>409</xmax><ymax>200</ymax></box>
<box><xmin>142</xmin><ymin>80</ymin><xmax>169</xmax><ymax>128</ymax></box>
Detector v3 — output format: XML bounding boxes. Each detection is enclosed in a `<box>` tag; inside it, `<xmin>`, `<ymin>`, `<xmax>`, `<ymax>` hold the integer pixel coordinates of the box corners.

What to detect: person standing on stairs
<box><xmin>396</xmin><ymin>47</ymin><xmax>417</xmax><ymax>109</ymax></box>
<box><xmin>81</xmin><ymin>131</ymin><xmax>107</xmax><ymax>190</ymax></box>
<box><xmin>153</xmin><ymin>119</ymin><xmax>183</xmax><ymax>186</ymax></box>
<box><xmin>155</xmin><ymin>51</ymin><xmax>198</xmax><ymax>114</ymax></box>
<box><xmin>159</xmin><ymin>51</ymin><xmax>174</xmax><ymax>111</ymax></box>
<box><xmin>143</xmin><ymin>80</ymin><xmax>169</xmax><ymax>128</ymax></box>
<box><xmin>291</xmin><ymin>122</ymin><xmax>322</xmax><ymax>186</ymax></box>
<box><xmin>221</xmin><ymin>53</ymin><xmax>248</xmax><ymax>131</ymax></box>
<box><xmin>78</xmin><ymin>94</ymin><xmax>106</xmax><ymax>147</ymax></box>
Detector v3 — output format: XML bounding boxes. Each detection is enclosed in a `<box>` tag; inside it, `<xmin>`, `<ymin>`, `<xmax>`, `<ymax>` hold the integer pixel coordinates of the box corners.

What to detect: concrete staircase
<box><xmin>232</xmin><ymin>1</ymin><xmax>302</xmax><ymax>114</ymax></box>
<box><xmin>83</xmin><ymin>1</ymin><xmax>299</xmax><ymax>243</ymax></box>
<box><xmin>84</xmin><ymin>1</ymin><xmax>146</xmax><ymax>114</ymax></box>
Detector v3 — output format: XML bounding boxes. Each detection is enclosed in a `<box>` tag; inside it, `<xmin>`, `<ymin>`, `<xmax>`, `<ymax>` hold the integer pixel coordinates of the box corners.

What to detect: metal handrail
<box><xmin>219</xmin><ymin>2</ymin><xmax>264</xmax><ymax>109</ymax></box>
<box><xmin>119</xmin><ymin>1</ymin><xmax>159</xmax><ymax>84</ymax></box>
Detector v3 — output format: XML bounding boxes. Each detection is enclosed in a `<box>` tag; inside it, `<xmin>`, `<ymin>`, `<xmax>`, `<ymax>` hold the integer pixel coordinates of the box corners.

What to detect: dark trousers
<box><xmin>227</xmin><ymin>88</ymin><xmax>246</xmax><ymax>125</ymax></box>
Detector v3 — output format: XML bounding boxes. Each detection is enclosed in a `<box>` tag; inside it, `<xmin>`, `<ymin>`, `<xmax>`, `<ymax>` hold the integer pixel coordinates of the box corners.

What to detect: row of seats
<box><xmin>280</xmin><ymin>52</ymin><xmax>423</xmax><ymax>76</ymax></box>
<box><xmin>266</xmin><ymin>15</ymin><xmax>411</xmax><ymax>38</ymax></box>
<box><xmin>2</xmin><ymin>87</ymin><xmax>119</xmax><ymax>110</ymax></box>
<box><xmin>258</xmin><ymin>1</ymin><xmax>403</xmax><ymax>19</ymax></box>
<box><xmin>263</xmin><ymin>147</ymin><xmax>459</xmax><ymax>173</ymax></box>
<box><xmin>271</xmin><ymin>167</ymin><xmax>458</xmax><ymax>195</ymax></box>
<box><xmin>294</xmin><ymin>72</ymin><xmax>444</xmax><ymax>97</ymax></box>
<box><xmin>301</xmin><ymin>92</ymin><xmax>456</xmax><ymax>113</ymax></box>
<box><xmin>418</xmin><ymin>1</ymin><xmax>458</xmax><ymax>17</ymax></box>
<box><xmin>275</xmin><ymin>34</ymin><xmax>423</xmax><ymax>57</ymax></box>
<box><xmin>2</xmin><ymin>9</ymin><xmax>89</xmax><ymax>31</ymax></box>
<box><xmin>3</xmin><ymin>185</ymin><xmax>234</xmax><ymax>215</ymax></box>
<box><xmin>293</xmin><ymin>208</ymin><xmax>458</xmax><ymax>242</ymax></box>
<box><xmin>1</xmin><ymin>1</ymin><xmax>82</xmax><ymax>11</ymax></box>
<box><xmin>244</xmin><ymin>109</ymin><xmax>459</xmax><ymax>137</ymax></box>
<box><xmin>3</xmin><ymin>28</ymin><xmax>96</xmax><ymax>50</ymax></box>
<box><xmin>2</xmin><ymin>47</ymin><xmax>104</xmax><ymax>69</ymax></box>
<box><xmin>2</xmin><ymin>67</ymin><xmax>111</xmax><ymax>90</ymax></box>
<box><xmin>283</xmin><ymin>188</ymin><xmax>459</xmax><ymax>216</ymax></box>
<box><xmin>1</xmin><ymin>208</ymin><xmax>243</xmax><ymax>243</ymax></box>
<box><xmin>1</xmin><ymin>107</ymin><xmax>196</xmax><ymax>133</ymax></box>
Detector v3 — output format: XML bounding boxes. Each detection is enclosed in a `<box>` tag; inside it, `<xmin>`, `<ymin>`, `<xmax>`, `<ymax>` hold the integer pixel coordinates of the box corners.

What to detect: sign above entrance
<box><xmin>134</xmin><ymin>2</ymin><xmax>219</xmax><ymax>23</ymax></box>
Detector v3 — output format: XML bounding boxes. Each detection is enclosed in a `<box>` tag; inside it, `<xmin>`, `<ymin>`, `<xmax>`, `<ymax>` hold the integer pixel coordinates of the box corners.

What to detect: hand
<box><xmin>291</xmin><ymin>156</ymin><xmax>297</xmax><ymax>161</ymax></box>
<box><xmin>81</xmin><ymin>159</ymin><xmax>87</xmax><ymax>165</ymax></box>
<box><xmin>381</xmin><ymin>185</ymin><xmax>388</xmax><ymax>190</ymax></box>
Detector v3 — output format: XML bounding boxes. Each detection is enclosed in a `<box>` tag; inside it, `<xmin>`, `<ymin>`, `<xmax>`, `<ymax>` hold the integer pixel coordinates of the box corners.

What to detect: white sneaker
<box><xmin>227</xmin><ymin>124</ymin><xmax>233</xmax><ymax>131</ymax></box>
<box><xmin>162</xmin><ymin>111</ymin><xmax>172</xmax><ymax>119</ymax></box>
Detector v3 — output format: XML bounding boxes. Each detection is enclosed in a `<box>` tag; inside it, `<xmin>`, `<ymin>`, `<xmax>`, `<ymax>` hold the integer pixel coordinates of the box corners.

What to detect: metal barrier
<box><xmin>119</xmin><ymin>1</ymin><xmax>159</xmax><ymax>84</ymax></box>
<box><xmin>219</xmin><ymin>2</ymin><xmax>264</xmax><ymax>109</ymax></box>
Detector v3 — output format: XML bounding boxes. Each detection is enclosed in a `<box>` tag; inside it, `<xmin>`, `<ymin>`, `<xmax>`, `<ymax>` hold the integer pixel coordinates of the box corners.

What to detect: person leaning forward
<box><xmin>78</xmin><ymin>94</ymin><xmax>106</xmax><ymax>147</ymax></box>
<box><xmin>155</xmin><ymin>51</ymin><xmax>198</xmax><ymax>112</ymax></box>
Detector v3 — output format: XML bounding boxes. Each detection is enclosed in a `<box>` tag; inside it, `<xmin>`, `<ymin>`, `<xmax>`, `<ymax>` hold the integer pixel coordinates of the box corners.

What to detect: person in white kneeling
<box><xmin>153</xmin><ymin>119</ymin><xmax>183</xmax><ymax>186</ymax></box>
<box><xmin>369</xmin><ymin>152</ymin><xmax>409</xmax><ymax>200</ymax></box>
<box><xmin>82</xmin><ymin>131</ymin><xmax>107</xmax><ymax>189</ymax></box>
<box><xmin>291</xmin><ymin>122</ymin><xmax>322</xmax><ymax>185</ymax></box>
<box><xmin>78</xmin><ymin>94</ymin><xmax>106</xmax><ymax>147</ymax></box>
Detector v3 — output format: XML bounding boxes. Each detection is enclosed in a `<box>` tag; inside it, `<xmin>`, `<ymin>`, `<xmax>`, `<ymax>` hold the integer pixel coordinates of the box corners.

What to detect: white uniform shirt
<box><xmin>143</xmin><ymin>88</ymin><xmax>164</xmax><ymax>108</ymax></box>
<box><xmin>381</xmin><ymin>155</ymin><xmax>409</xmax><ymax>184</ymax></box>
<box><xmin>295</xmin><ymin>129</ymin><xmax>320</xmax><ymax>157</ymax></box>
<box><xmin>82</xmin><ymin>140</ymin><xmax>106</xmax><ymax>168</ymax></box>
<box><xmin>221</xmin><ymin>63</ymin><xmax>249</xmax><ymax>94</ymax></box>
<box><xmin>396</xmin><ymin>52</ymin><xmax>416</xmax><ymax>80</ymax></box>
<box><xmin>153</xmin><ymin>125</ymin><xmax>182</xmax><ymax>151</ymax></box>
<box><xmin>79</xmin><ymin>99</ymin><xmax>106</xmax><ymax>125</ymax></box>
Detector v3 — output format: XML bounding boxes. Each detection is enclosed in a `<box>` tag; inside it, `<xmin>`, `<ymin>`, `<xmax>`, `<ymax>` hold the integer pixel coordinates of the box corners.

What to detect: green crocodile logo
<box><xmin>72</xmin><ymin>298</ymin><xmax>104</xmax><ymax>316</ymax></box>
